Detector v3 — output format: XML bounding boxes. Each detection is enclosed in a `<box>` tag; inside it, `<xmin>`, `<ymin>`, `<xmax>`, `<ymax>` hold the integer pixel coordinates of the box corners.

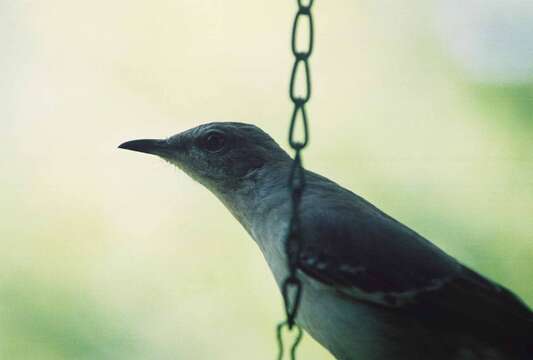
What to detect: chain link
<box><xmin>277</xmin><ymin>1</ymin><xmax>314</xmax><ymax>359</ymax></box>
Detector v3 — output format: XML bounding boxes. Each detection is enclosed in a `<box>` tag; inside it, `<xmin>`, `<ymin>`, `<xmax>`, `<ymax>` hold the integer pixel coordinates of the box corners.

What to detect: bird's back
<box><xmin>291</xmin><ymin>171</ymin><xmax>533</xmax><ymax>359</ymax></box>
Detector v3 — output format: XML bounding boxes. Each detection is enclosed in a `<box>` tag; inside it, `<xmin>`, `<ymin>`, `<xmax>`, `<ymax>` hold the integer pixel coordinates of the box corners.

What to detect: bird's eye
<box><xmin>202</xmin><ymin>132</ymin><xmax>226</xmax><ymax>152</ymax></box>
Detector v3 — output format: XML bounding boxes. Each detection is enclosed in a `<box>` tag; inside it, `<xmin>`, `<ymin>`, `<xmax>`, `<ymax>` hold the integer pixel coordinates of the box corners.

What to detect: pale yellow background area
<box><xmin>1</xmin><ymin>1</ymin><xmax>532</xmax><ymax>359</ymax></box>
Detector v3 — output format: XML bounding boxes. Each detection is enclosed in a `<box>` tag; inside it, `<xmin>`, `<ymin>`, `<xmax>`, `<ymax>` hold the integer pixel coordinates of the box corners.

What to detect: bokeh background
<box><xmin>2</xmin><ymin>0</ymin><xmax>532</xmax><ymax>359</ymax></box>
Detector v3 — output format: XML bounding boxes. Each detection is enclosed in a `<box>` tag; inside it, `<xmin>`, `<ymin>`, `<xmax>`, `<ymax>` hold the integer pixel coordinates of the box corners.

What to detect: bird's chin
<box><xmin>162</xmin><ymin>157</ymin><xmax>194</xmax><ymax>177</ymax></box>
<box><xmin>161</xmin><ymin>156</ymin><xmax>183</xmax><ymax>168</ymax></box>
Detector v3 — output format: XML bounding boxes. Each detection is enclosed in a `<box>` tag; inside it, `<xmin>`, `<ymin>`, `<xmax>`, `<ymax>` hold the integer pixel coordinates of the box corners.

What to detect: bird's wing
<box><xmin>300</xmin><ymin>247</ymin><xmax>533</xmax><ymax>337</ymax></box>
<box><xmin>296</xmin><ymin>180</ymin><xmax>533</xmax><ymax>340</ymax></box>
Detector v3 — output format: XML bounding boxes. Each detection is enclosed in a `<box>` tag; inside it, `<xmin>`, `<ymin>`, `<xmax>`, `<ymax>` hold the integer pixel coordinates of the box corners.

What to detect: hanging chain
<box><xmin>277</xmin><ymin>1</ymin><xmax>314</xmax><ymax>359</ymax></box>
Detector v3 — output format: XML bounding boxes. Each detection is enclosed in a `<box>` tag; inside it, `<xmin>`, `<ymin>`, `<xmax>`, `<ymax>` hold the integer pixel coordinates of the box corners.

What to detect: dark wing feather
<box><xmin>403</xmin><ymin>266</ymin><xmax>533</xmax><ymax>340</ymax></box>
<box><xmin>297</xmin><ymin>172</ymin><xmax>533</xmax><ymax>344</ymax></box>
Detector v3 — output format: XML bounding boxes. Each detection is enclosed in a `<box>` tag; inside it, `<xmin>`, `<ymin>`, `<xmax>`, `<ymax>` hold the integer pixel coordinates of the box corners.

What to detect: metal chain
<box><xmin>277</xmin><ymin>1</ymin><xmax>314</xmax><ymax>359</ymax></box>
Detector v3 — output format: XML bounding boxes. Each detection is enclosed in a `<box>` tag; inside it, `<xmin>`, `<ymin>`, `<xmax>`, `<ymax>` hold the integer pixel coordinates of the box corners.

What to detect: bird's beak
<box><xmin>118</xmin><ymin>139</ymin><xmax>171</xmax><ymax>156</ymax></box>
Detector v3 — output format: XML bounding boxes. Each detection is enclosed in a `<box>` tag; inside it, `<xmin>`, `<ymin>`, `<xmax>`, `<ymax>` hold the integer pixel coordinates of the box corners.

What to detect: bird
<box><xmin>119</xmin><ymin>122</ymin><xmax>533</xmax><ymax>360</ymax></box>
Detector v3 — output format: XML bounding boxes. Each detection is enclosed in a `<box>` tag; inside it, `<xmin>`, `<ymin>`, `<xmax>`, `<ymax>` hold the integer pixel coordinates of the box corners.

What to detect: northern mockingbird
<box><xmin>119</xmin><ymin>122</ymin><xmax>532</xmax><ymax>360</ymax></box>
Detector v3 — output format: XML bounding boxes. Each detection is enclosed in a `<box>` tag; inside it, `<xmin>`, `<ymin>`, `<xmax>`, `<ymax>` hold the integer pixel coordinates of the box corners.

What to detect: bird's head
<box><xmin>119</xmin><ymin>122</ymin><xmax>290</xmax><ymax>193</ymax></box>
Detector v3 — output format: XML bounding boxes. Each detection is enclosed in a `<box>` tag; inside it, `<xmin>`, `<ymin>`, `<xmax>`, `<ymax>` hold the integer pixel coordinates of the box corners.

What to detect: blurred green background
<box><xmin>1</xmin><ymin>1</ymin><xmax>532</xmax><ymax>359</ymax></box>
